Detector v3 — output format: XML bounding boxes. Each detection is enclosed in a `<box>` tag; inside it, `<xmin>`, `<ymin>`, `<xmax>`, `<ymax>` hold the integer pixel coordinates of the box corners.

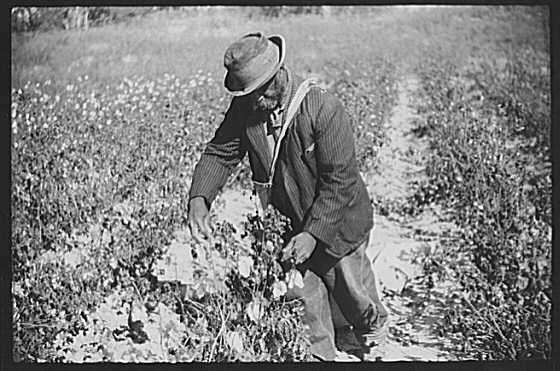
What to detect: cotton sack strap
<box><xmin>252</xmin><ymin>78</ymin><xmax>316</xmax><ymax>214</ymax></box>
<box><xmin>267</xmin><ymin>78</ymin><xmax>315</xmax><ymax>184</ymax></box>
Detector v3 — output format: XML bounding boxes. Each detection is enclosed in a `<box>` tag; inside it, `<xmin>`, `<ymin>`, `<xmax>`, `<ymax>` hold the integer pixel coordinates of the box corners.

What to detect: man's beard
<box><xmin>254</xmin><ymin>96</ymin><xmax>279</xmax><ymax>112</ymax></box>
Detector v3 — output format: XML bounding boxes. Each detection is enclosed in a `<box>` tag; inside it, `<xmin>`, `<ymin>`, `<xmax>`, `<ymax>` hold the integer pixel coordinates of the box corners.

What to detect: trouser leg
<box><xmin>289</xmin><ymin>235</ymin><xmax>388</xmax><ymax>359</ymax></box>
<box><xmin>321</xmin><ymin>238</ymin><xmax>388</xmax><ymax>334</ymax></box>
<box><xmin>286</xmin><ymin>267</ymin><xmax>337</xmax><ymax>361</ymax></box>
<box><xmin>329</xmin><ymin>292</ymin><xmax>364</xmax><ymax>356</ymax></box>
<box><xmin>330</xmin><ymin>292</ymin><xmax>351</xmax><ymax>328</ymax></box>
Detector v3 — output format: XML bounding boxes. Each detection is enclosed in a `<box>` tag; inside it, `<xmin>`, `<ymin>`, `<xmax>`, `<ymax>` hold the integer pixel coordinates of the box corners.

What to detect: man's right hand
<box><xmin>187</xmin><ymin>196</ymin><xmax>212</xmax><ymax>242</ymax></box>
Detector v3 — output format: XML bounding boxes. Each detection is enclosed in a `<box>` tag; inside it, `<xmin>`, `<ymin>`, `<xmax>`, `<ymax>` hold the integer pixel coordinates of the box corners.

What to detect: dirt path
<box><xmin>363</xmin><ymin>74</ymin><xmax>458</xmax><ymax>361</ymax></box>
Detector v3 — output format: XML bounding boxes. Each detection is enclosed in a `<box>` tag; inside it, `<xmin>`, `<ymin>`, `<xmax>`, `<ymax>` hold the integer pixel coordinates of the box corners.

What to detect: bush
<box><xmin>10</xmin><ymin>7</ymin><xmax>162</xmax><ymax>33</ymax></box>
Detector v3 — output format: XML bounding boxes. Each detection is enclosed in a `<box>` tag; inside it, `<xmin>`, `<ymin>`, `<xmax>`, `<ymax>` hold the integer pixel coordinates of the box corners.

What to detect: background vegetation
<box><xmin>11</xmin><ymin>5</ymin><xmax>550</xmax><ymax>362</ymax></box>
<box><xmin>410</xmin><ymin>7</ymin><xmax>551</xmax><ymax>359</ymax></box>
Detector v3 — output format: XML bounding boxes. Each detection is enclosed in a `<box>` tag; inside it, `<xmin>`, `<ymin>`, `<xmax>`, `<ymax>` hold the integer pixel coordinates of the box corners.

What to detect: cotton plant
<box><xmin>145</xmin><ymin>209</ymin><xmax>310</xmax><ymax>361</ymax></box>
<box><xmin>178</xmin><ymin>209</ymin><xmax>311</xmax><ymax>361</ymax></box>
<box><xmin>232</xmin><ymin>209</ymin><xmax>305</xmax><ymax>297</ymax></box>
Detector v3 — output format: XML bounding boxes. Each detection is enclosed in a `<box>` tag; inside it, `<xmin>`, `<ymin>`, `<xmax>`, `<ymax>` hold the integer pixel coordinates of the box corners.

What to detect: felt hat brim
<box><xmin>224</xmin><ymin>35</ymin><xmax>286</xmax><ymax>96</ymax></box>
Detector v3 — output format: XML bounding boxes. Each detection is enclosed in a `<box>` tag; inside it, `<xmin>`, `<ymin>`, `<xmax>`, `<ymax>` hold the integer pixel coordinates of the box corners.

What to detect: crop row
<box><xmin>411</xmin><ymin>44</ymin><xmax>551</xmax><ymax>359</ymax></box>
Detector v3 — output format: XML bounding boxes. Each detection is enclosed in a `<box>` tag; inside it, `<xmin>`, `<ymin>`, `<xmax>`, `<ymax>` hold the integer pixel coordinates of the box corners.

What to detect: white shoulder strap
<box><xmin>283</xmin><ymin>78</ymin><xmax>315</xmax><ymax>130</ymax></box>
<box><xmin>268</xmin><ymin>78</ymin><xmax>315</xmax><ymax>178</ymax></box>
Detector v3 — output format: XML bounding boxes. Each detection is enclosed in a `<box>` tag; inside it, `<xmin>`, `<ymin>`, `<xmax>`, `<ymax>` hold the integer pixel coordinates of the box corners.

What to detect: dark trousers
<box><xmin>287</xmin><ymin>235</ymin><xmax>388</xmax><ymax>360</ymax></box>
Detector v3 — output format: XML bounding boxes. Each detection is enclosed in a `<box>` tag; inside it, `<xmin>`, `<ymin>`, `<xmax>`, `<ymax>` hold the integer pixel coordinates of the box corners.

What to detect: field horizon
<box><xmin>13</xmin><ymin>6</ymin><xmax>547</xmax><ymax>89</ymax></box>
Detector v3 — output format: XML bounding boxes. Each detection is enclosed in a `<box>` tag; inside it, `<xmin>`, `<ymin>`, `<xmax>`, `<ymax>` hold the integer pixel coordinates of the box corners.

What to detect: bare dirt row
<box><xmin>363</xmin><ymin>75</ymin><xmax>460</xmax><ymax>361</ymax></box>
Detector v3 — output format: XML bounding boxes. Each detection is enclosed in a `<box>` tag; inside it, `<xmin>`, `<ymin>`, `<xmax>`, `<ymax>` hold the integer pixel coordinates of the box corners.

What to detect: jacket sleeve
<box><xmin>188</xmin><ymin>98</ymin><xmax>247</xmax><ymax>207</ymax></box>
<box><xmin>302</xmin><ymin>91</ymin><xmax>358</xmax><ymax>246</ymax></box>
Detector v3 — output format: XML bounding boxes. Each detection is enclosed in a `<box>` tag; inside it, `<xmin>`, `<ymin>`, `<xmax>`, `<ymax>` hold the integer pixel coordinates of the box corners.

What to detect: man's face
<box><xmin>249</xmin><ymin>79</ymin><xmax>282</xmax><ymax>112</ymax></box>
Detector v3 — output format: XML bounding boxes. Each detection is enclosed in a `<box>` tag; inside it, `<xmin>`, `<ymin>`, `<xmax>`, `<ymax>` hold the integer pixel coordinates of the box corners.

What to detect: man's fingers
<box><xmin>281</xmin><ymin>241</ymin><xmax>292</xmax><ymax>261</ymax></box>
<box><xmin>187</xmin><ymin>214</ymin><xmax>211</xmax><ymax>242</ymax></box>
<box><xmin>294</xmin><ymin>251</ymin><xmax>303</xmax><ymax>265</ymax></box>
<box><xmin>295</xmin><ymin>247</ymin><xmax>311</xmax><ymax>265</ymax></box>
<box><xmin>189</xmin><ymin>222</ymin><xmax>204</xmax><ymax>244</ymax></box>
<box><xmin>200</xmin><ymin>217</ymin><xmax>212</xmax><ymax>238</ymax></box>
<box><xmin>187</xmin><ymin>218</ymin><xmax>195</xmax><ymax>237</ymax></box>
<box><xmin>282</xmin><ymin>238</ymin><xmax>297</xmax><ymax>261</ymax></box>
<box><xmin>295</xmin><ymin>248</ymin><xmax>306</xmax><ymax>265</ymax></box>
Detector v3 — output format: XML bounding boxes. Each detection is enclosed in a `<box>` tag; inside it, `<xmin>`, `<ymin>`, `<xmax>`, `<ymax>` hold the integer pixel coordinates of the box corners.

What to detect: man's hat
<box><xmin>223</xmin><ymin>32</ymin><xmax>285</xmax><ymax>96</ymax></box>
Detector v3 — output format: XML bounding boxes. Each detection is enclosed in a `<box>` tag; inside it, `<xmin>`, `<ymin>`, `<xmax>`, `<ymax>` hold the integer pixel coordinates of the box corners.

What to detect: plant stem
<box><xmin>158</xmin><ymin>303</ymin><xmax>166</xmax><ymax>361</ymax></box>
<box><xmin>207</xmin><ymin>312</ymin><xmax>229</xmax><ymax>362</ymax></box>
<box><xmin>130</xmin><ymin>278</ymin><xmax>144</xmax><ymax>304</ymax></box>
<box><xmin>462</xmin><ymin>293</ymin><xmax>516</xmax><ymax>359</ymax></box>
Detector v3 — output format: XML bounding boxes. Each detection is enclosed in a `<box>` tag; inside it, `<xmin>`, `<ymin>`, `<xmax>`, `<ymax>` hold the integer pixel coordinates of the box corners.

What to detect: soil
<box><xmin>362</xmin><ymin>75</ymin><xmax>459</xmax><ymax>361</ymax></box>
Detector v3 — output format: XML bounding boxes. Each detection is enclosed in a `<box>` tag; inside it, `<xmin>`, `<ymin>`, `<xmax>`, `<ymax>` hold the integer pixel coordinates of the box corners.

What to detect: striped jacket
<box><xmin>189</xmin><ymin>73</ymin><xmax>373</xmax><ymax>259</ymax></box>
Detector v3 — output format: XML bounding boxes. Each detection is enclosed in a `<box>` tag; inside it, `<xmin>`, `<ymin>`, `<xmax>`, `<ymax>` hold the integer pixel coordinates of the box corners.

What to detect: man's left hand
<box><xmin>281</xmin><ymin>232</ymin><xmax>317</xmax><ymax>265</ymax></box>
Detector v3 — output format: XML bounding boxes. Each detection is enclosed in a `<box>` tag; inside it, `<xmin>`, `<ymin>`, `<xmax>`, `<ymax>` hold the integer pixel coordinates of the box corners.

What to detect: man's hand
<box><xmin>281</xmin><ymin>232</ymin><xmax>317</xmax><ymax>265</ymax></box>
<box><xmin>187</xmin><ymin>197</ymin><xmax>212</xmax><ymax>243</ymax></box>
